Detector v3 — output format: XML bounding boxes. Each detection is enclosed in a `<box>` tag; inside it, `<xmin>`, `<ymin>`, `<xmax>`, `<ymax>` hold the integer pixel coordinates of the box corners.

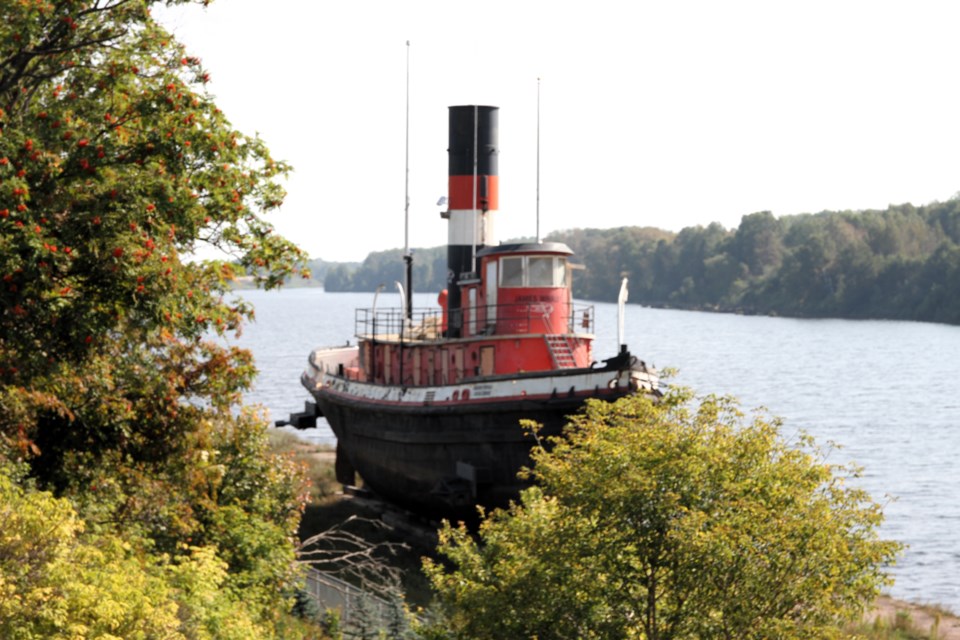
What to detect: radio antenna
<box><xmin>403</xmin><ymin>40</ymin><xmax>413</xmax><ymax>320</ymax></box>
<box><xmin>536</xmin><ymin>77</ymin><xmax>541</xmax><ymax>243</ymax></box>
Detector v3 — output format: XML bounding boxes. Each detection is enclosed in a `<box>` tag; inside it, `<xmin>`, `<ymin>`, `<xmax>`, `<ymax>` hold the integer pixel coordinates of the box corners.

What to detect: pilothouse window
<box><xmin>528</xmin><ymin>257</ymin><xmax>554</xmax><ymax>286</ymax></box>
<box><xmin>501</xmin><ymin>257</ymin><xmax>524</xmax><ymax>287</ymax></box>
<box><xmin>499</xmin><ymin>256</ymin><xmax>567</xmax><ymax>288</ymax></box>
<box><xmin>555</xmin><ymin>259</ymin><xmax>567</xmax><ymax>286</ymax></box>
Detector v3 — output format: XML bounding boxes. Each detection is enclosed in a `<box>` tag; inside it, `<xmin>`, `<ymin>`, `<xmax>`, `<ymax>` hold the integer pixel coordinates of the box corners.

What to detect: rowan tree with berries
<box><xmin>0</xmin><ymin>1</ymin><xmax>315</xmax><ymax>635</ymax></box>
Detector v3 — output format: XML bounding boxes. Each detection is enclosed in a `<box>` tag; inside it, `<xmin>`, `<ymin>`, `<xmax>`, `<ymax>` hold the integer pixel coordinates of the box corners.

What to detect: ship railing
<box><xmin>457</xmin><ymin>302</ymin><xmax>595</xmax><ymax>336</ymax></box>
<box><xmin>568</xmin><ymin>302</ymin><xmax>595</xmax><ymax>334</ymax></box>
<box><xmin>355</xmin><ymin>302</ymin><xmax>595</xmax><ymax>341</ymax></box>
<box><xmin>355</xmin><ymin>307</ymin><xmax>444</xmax><ymax>342</ymax></box>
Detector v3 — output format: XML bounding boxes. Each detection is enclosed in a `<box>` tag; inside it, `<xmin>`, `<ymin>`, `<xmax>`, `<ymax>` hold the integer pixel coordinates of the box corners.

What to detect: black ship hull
<box><xmin>311</xmin><ymin>384</ymin><xmax>634</xmax><ymax>517</ymax></box>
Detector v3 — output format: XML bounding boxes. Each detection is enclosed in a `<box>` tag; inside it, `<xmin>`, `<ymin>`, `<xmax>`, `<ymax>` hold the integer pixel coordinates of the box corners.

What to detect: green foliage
<box><xmin>0</xmin><ymin>1</ymin><xmax>315</xmax><ymax>636</ymax></box>
<box><xmin>168</xmin><ymin>544</ymin><xmax>280</xmax><ymax>640</ymax></box>
<box><xmin>0</xmin><ymin>461</ymin><xmax>286</xmax><ymax>639</ymax></box>
<box><xmin>325</xmin><ymin>200</ymin><xmax>960</xmax><ymax>324</ymax></box>
<box><xmin>425</xmin><ymin>391</ymin><xmax>902</xmax><ymax>639</ymax></box>
<box><xmin>0</xmin><ymin>0</ymin><xmax>305</xmax><ymax>379</ymax></box>
<box><xmin>342</xmin><ymin>595</ymin><xmax>381</xmax><ymax>640</ymax></box>
<box><xmin>1</xmin><ymin>464</ymin><xmax>178</xmax><ymax>638</ymax></box>
<box><xmin>301</xmin><ymin>257</ymin><xmax>354</xmax><ymax>288</ymax></box>
<box><xmin>323</xmin><ymin>246</ymin><xmax>447</xmax><ymax>294</ymax></box>
<box><xmin>548</xmin><ymin>202</ymin><xmax>960</xmax><ymax>323</ymax></box>
<box><xmin>0</xmin><ymin>0</ymin><xmax>306</xmax><ymax>451</ymax></box>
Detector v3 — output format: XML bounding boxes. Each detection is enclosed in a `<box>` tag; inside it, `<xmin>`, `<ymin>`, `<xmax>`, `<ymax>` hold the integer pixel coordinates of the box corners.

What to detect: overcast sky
<box><xmin>157</xmin><ymin>1</ymin><xmax>960</xmax><ymax>262</ymax></box>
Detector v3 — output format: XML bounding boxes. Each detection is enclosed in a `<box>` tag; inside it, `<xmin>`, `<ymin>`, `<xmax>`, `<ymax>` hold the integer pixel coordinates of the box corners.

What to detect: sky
<box><xmin>156</xmin><ymin>0</ymin><xmax>960</xmax><ymax>263</ymax></box>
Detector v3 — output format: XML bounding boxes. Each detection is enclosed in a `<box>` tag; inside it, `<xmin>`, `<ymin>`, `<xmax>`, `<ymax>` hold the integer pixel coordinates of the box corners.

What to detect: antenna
<box><xmin>403</xmin><ymin>41</ymin><xmax>413</xmax><ymax>320</ymax></box>
<box><xmin>404</xmin><ymin>40</ymin><xmax>410</xmax><ymax>256</ymax></box>
<box><xmin>536</xmin><ymin>77</ymin><xmax>541</xmax><ymax>243</ymax></box>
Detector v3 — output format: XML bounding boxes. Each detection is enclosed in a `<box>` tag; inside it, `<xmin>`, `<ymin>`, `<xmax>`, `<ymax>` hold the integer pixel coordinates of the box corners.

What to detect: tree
<box><xmin>1</xmin><ymin>0</ymin><xmax>303</xmax><ymax>378</ymax></box>
<box><xmin>731</xmin><ymin>211</ymin><xmax>783</xmax><ymax>277</ymax></box>
<box><xmin>323</xmin><ymin>246</ymin><xmax>447</xmax><ymax>293</ymax></box>
<box><xmin>0</xmin><ymin>459</ymin><xmax>281</xmax><ymax>639</ymax></box>
<box><xmin>425</xmin><ymin>391</ymin><xmax>901</xmax><ymax>639</ymax></box>
<box><xmin>1</xmin><ymin>0</ymin><xmax>311</xmax><ymax>633</ymax></box>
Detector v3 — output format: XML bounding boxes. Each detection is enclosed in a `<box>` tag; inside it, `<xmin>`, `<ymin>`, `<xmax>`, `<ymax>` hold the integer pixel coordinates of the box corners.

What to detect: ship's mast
<box><xmin>536</xmin><ymin>77</ymin><xmax>541</xmax><ymax>243</ymax></box>
<box><xmin>402</xmin><ymin>40</ymin><xmax>413</xmax><ymax>321</ymax></box>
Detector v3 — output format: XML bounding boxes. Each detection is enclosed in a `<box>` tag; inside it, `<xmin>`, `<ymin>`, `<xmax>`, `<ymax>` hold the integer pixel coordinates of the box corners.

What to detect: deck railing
<box><xmin>354</xmin><ymin>302</ymin><xmax>595</xmax><ymax>341</ymax></box>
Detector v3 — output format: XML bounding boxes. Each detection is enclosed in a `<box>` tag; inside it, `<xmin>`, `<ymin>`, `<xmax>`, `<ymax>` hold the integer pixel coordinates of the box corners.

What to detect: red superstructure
<box><xmin>353</xmin><ymin>241</ymin><xmax>592</xmax><ymax>387</ymax></box>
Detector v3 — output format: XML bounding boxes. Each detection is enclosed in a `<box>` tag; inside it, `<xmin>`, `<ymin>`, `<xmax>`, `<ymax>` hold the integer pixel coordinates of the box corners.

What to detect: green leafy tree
<box><xmin>731</xmin><ymin>210</ymin><xmax>783</xmax><ymax>277</ymax></box>
<box><xmin>0</xmin><ymin>0</ymin><xmax>303</xmax><ymax>380</ymax></box>
<box><xmin>0</xmin><ymin>460</ymin><xmax>284</xmax><ymax>639</ymax></box>
<box><xmin>425</xmin><ymin>391</ymin><xmax>901</xmax><ymax>639</ymax></box>
<box><xmin>0</xmin><ymin>0</ymin><xmax>314</xmax><ymax>634</ymax></box>
<box><xmin>324</xmin><ymin>263</ymin><xmax>356</xmax><ymax>291</ymax></box>
<box><xmin>0</xmin><ymin>463</ymin><xmax>182</xmax><ymax>638</ymax></box>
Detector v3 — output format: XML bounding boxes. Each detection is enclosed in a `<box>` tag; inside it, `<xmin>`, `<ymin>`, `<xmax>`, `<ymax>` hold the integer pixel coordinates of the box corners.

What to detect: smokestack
<box><xmin>446</xmin><ymin>105</ymin><xmax>499</xmax><ymax>337</ymax></box>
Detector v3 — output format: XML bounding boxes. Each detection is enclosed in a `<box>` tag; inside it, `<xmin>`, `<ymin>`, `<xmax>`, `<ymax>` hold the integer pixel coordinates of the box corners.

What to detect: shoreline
<box><xmin>868</xmin><ymin>596</ymin><xmax>960</xmax><ymax>638</ymax></box>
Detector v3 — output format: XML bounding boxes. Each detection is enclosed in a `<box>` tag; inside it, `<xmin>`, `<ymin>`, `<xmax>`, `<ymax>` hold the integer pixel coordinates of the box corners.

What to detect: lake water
<box><xmin>232</xmin><ymin>287</ymin><xmax>960</xmax><ymax>610</ymax></box>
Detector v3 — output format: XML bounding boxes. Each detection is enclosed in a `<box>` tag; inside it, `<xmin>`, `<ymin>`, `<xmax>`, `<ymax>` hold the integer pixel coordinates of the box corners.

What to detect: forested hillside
<box><xmin>551</xmin><ymin>201</ymin><xmax>960</xmax><ymax>323</ymax></box>
<box><xmin>324</xmin><ymin>245</ymin><xmax>448</xmax><ymax>295</ymax></box>
<box><xmin>326</xmin><ymin>201</ymin><xmax>960</xmax><ymax>324</ymax></box>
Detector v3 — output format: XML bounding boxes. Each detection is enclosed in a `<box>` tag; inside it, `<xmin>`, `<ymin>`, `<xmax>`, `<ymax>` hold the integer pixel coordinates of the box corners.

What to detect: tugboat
<box><xmin>300</xmin><ymin>105</ymin><xmax>658</xmax><ymax>516</ymax></box>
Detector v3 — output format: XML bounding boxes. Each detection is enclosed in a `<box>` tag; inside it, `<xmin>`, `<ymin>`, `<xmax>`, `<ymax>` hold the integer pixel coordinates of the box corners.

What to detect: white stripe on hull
<box><xmin>304</xmin><ymin>346</ymin><xmax>657</xmax><ymax>407</ymax></box>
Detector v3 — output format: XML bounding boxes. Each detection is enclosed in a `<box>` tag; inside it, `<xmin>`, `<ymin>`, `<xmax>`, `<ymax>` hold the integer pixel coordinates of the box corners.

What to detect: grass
<box><xmin>848</xmin><ymin>600</ymin><xmax>956</xmax><ymax>639</ymax></box>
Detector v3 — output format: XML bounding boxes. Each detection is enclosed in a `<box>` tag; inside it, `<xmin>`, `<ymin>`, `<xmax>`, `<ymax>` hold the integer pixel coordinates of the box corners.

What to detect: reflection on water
<box><xmin>234</xmin><ymin>288</ymin><xmax>960</xmax><ymax>610</ymax></box>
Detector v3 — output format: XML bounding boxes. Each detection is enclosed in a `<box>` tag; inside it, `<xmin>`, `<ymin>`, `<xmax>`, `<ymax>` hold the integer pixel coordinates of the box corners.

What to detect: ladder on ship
<box><xmin>545</xmin><ymin>334</ymin><xmax>577</xmax><ymax>369</ymax></box>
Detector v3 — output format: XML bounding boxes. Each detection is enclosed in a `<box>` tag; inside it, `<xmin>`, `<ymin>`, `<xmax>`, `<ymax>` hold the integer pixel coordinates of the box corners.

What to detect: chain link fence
<box><xmin>303</xmin><ymin>567</ymin><xmax>412</xmax><ymax>637</ymax></box>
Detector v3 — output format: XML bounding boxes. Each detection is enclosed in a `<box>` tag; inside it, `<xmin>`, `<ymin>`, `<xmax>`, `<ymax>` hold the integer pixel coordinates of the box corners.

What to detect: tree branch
<box><xmin>298</xmin><ymin>515</ymin><xmax>409</xmax><ymax>600</ymax></box>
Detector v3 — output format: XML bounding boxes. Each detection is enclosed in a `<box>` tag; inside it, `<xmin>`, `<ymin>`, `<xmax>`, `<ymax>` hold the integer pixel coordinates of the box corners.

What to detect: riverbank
<box><xmin>865</xmin><ymin>597</ymin><xmax>960</xmax><ymax>639</ymax></box>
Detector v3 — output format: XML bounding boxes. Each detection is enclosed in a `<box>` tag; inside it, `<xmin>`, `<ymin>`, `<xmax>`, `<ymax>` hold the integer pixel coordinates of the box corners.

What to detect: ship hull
<box><xmin>303</xmin><ymin>349</ymin><xmax>657</xmax><ymax>516</ymax></box>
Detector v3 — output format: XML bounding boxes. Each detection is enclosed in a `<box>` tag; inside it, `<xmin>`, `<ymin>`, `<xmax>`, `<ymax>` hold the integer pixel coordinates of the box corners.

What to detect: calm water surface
<box><xmin>233</xmin><ymin>288</ymin><xmax>960</xmax><ymax>610</ymax></box>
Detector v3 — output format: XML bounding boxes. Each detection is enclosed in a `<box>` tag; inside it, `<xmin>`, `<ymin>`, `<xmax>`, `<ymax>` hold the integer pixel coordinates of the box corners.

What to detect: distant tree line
<box><xmin>321</xmin><ymin>200</ymin><xmax>960</xmax><ymax>324</ymax></box>
<box><xmin>323</xmin><ymin>246</ymin><xmax>448</xmax><ymax>295</ymax></box>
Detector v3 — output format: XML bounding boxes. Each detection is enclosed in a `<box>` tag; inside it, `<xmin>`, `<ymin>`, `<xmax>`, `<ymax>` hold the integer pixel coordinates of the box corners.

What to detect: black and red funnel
<box><xmin>445</xmin><ymin>105</ymin><xmax>499</xmax><ymax>335</ymax></box>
